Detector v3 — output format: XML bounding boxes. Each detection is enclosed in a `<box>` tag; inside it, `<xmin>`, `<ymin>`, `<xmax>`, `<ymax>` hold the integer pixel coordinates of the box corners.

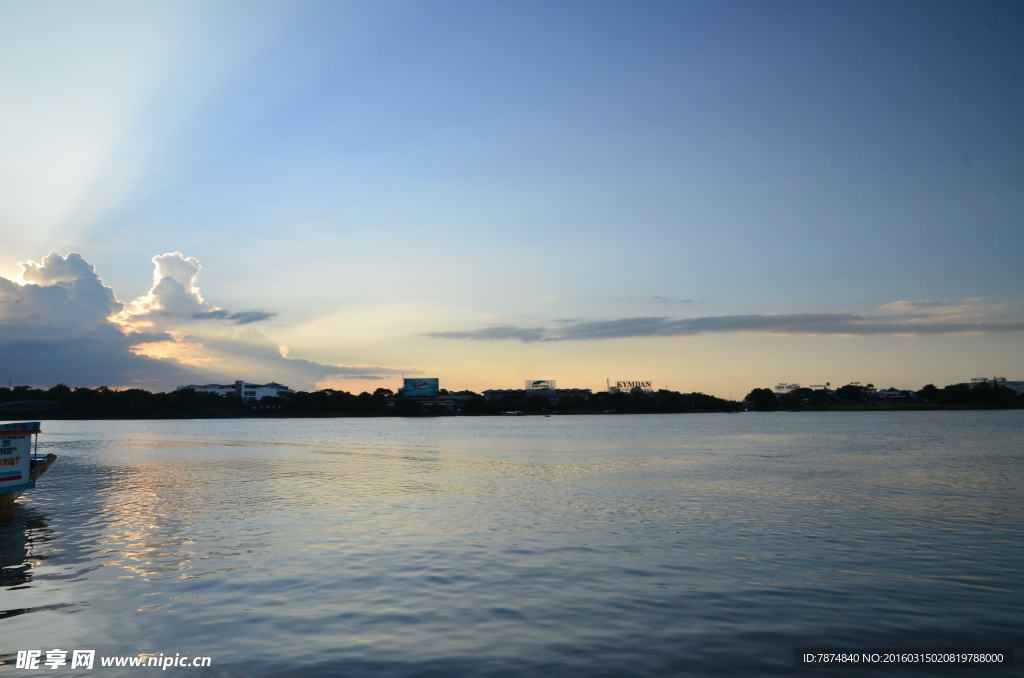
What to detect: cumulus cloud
<box><xmin>114</xmin><ymin>253</ymin><xmax>407</xmax><ymax>388</ymax></box>
<box><xmin>0</xmin><ymin>252</ymin><xmax>193</xmax><ymax>387</ymax></box>
<box><xmin>0</xmin><ymin>251</ymin><xmax>406</xmax><ymax>390</ymax></box>
<box><xmin>116</xmin><ymin>252</ymin><xmax>276</xmax><ymax>329</ymax></box>
<box><xmin>424</xmin><ymin>300</ymin><xmax>1024</xmax><ymax>342</ymax></box>
<box><xmin>18</xmin><ymin>251</ymin><xmax>98</xmax><ymax>285</ymax></box>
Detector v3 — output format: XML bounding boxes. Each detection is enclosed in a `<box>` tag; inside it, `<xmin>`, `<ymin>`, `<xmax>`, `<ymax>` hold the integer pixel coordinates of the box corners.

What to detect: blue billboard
<box><xmin>526</xmin><ymin>380</ymin><xmax>555</xmax><ymax>393</ymax></box>
<box><xmin>403</xmin><ymin>378</ymin><xmax>439</xmax><ymax>397</ymax></box>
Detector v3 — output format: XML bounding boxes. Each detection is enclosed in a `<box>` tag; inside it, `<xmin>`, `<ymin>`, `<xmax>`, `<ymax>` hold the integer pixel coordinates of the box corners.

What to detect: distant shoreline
<box><xmin>7</xmin><ymin>405</ymin><xmax>1022</xmax><ymax>421</ymax></box>
<box><xmin>4</xmin><ymin>382</ymin><xmax>1020</xmax><ymax>419</ymax></box>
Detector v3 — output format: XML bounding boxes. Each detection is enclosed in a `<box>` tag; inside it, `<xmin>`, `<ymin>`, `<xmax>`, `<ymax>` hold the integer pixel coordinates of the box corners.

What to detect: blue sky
<box><xmin>1</xmin><ymin>0</ymin><xmax>1022</xmax><ymax>395</ymax></box>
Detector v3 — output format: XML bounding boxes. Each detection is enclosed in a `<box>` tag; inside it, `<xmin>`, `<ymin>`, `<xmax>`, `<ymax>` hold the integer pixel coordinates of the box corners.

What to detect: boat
<box><xmin>0</xmin><ymin>422</ymin><xmax>57</xmax><ymax>507</ymax></box>
<box><xmin>501</xmin><ymin>411</ymin><xmax>525</xmax><ymax>416</ymax></box>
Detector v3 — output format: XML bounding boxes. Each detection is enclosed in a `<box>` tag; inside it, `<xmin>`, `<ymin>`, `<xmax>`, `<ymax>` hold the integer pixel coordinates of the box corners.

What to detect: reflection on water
<box><xmin>0</xmin><ymin>504</ymin><xmax>49</xmax><ymax>605</ymax></box>
<box><xmin>0</xmin><ymin>412</ymin><xmax>1022</xmax><ymax>676</ymax></box>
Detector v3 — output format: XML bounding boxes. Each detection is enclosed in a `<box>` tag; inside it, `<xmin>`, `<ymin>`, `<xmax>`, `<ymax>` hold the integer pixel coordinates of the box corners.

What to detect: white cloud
<box><xmin>18</xmin><ymin>251</ymin><xmax>98</xmax><ymax>285</ymax></box>
<box><xmin>117</xmin><ymin>252</ymin><xmax>223</xmax><ymax>328</ymax></box>
<box><xmin>0</xmin><ymin>251</ymin><xmax>406</xmax><ymax>390</ymax></box>
<box><xmin>114</xmin><ymin>252</ymin><xmax>280</xmax><ymax>333</ymax></box>
<box><xmin>0</xmin><ymin>252</ymin><xmax>191</xmax><ymax>388</ymax></box>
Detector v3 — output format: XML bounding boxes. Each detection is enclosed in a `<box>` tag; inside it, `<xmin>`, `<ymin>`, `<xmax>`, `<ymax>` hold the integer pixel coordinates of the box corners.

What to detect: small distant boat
<box><xmin>502</xmin><ymin>411</ymin><xmax>525</xmax><ymax>416</ymax></box>
<box><xmin>0</xmin><ymin>422</ymin><xmax>57</xmax><ymax>507</ymax></box>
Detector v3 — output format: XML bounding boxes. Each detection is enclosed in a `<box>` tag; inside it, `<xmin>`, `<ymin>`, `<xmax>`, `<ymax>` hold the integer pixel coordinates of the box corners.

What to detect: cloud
<box><xmin>0</xmin><ymin>252</ymin><xmax>194</xmax><ymax>388</ymax></box>
<box><xmin>116</xmin><ymin>252</ymin><xmax>275</xmax><ymax>329</ymax></box>
<box><xmin>18</xmin><ymin>251</ymin><xmax>99</xmax><ymax>285</ymax></box>
<box><xmin>425</xmin><ymin>325</ymin><xmax>549</xmax><ymax>342</ymax></box>
<box><xmin>424</xmin><ymin>301</ymin><xmax>1024</xmax><ymax>342</ymax></box>
<box><xmin>1</xmin><ymin>251</ymin><xmax>407</xmax><ymax>390</ymax></box>
<box><xmin>192</xmin><ymin>331</ymin><xmax>405</xmax><ymax>385</ymax></box>
<box><xmin>878</xmin><ymin>300</ymin><xmax>945</xmax><ymax>310</ymax></box>
<box><xmin>191</xmin><ymin>310</ymin><xmax>276</xmax><ymax>324</ymax></box>
<box><xmin>112</xmin><ymin>253</ymin><xmax>407</xmax><ymax>388</ymax></box>
<box><xmin>556</xmin><ymin>313</ymin><xmax>1024</xmax><ymax>339</ymax></box>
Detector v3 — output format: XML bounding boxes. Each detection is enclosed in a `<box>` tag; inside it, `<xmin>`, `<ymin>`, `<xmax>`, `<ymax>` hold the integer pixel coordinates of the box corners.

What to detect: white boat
<box><xmin>0</xmin><ymin>422</ymin><xmax>57</xmax><ymax>507</ymax></box>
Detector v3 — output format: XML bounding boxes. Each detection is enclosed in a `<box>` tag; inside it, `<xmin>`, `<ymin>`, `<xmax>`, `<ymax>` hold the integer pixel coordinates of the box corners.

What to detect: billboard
<box><xmin>403</xmin><ymin>378</ymin><xmax>440</xmax><ymax>397</ymax></box>
<box><xmin>615</xmin><ymin>381</ymin><xmax>652</xmax><ymax>390</ymax></box>
<box><xmin>0</xmin><ymin>424</ymin><xmax>36</xmax><ymax>492</ymax></box>
<box><xmin>610</xmin><ymin>381</ymin><xmax>653</xmax><ymax>393</ymax></box>
<box><xmin>526</xmin><ymin>380</ymin><xmax>555</xmax><ymax>393</ymax></box>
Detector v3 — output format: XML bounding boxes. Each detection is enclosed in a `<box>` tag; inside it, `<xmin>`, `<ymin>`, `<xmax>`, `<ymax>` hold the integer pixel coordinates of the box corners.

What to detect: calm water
<box><xmin>1</xmin><ymin>412</ymin><xmax>1022</xmax><ymax>676</ymax></box>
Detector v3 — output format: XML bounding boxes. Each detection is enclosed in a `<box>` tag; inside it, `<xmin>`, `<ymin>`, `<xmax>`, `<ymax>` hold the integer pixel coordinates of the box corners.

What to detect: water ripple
<box><xmin>1</xmin><ymin>412</ymin><xmax>1022</xmax><ymax>676</ymax></box>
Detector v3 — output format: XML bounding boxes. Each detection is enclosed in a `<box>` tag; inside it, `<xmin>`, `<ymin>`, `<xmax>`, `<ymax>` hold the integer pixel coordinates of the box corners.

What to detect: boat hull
<box><xmin>0</xmin><ymin>452</ymin><xmax>56</xmax><ymax>506</ymax></box>
<box><xmin>0</xmin><ymin>488</ymin><xmax>24</xmax><ymax>507</ymax></box>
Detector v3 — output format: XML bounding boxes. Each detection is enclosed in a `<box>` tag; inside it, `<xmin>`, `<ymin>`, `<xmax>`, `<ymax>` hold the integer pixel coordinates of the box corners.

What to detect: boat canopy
<box><xmin>0</xmin><ymin>421</ymin><xmax>42</xmax><ymax>434</ymax></box>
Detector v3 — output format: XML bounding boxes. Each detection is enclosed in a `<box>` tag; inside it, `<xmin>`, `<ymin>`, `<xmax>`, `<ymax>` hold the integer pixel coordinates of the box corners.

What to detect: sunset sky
<box><xmin>1</xmin><ymin>0</ymin><xmax>1022</xmax><ymax>397</ymax></box>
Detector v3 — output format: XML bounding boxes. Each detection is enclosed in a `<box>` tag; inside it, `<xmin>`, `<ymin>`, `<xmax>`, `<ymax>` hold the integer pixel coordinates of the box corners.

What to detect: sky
<box><xmin>0</xmin><ymin>0</ymin><xmax>1022</xmax><ymax>398</ymax></box>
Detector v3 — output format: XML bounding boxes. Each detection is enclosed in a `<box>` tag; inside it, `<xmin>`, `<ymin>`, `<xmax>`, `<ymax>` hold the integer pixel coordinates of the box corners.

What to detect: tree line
<box><xmin>464</xmin><ymin>389</ymin><xmax>742</xmax><ymax>415</ymax></box>
<box><xmin>743</xmin><ymin>381</ymin><xmax>1024</xmax><ymax>410</ymax></box>
<box><xmin>3</xmin><ymin>381</ymin><xmax>1016</xmax><ymax>419</ymax></box>
<box><xmin>0</xmin><ymin>384</ymin><xmax>741</xmax><ymax>418</ymax></box>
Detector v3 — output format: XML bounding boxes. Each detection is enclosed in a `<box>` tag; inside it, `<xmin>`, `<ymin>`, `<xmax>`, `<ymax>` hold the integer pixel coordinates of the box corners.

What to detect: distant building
<box><xmin>843</xmin><ymin>382</ymin><xmax>877</xmax><ymax>399</ymax></box>
<box><xmin>176</xmin><ymin>381</ymin><xmax>294</xmax><ymax>401</ymax></box>
<box><xmin>386</xmin><ymin>379</ymin><xmax>475</xmax><ymax>412</ymax></box>
<box><xmin>608</xmin><ymin>380</ymin><xmax>654</xmax><ymax>394</ymax></box>
<box><xmin>482</xmin><ymin>388</ymin><xmax>592</xmax><ymax>403</ymax></box>
<box><xmin>773</xmin><ymin>383</ymin><xmax>799</xmax><ymax>400</ymax></box>
<box><xmin>875</xmin><ymin>387</ymin><xmax>908</xmax><ymax>402</ymax></box>
<box><xmin>962</xmin><ymin>377</ymin><xmax>1024</xmax><ymax>395</ymax></box>
<box><xmin>385</xmin><ymin>394</ymin><xmax>476</xmax><ymax>412</ymax></box>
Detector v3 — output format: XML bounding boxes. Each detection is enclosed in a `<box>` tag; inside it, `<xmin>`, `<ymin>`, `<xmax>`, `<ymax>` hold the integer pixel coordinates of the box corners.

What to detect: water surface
<box><xmin>2</xmin><ymin>412</ymin><xmax>1022</xmax><ymax>676</ymax></box>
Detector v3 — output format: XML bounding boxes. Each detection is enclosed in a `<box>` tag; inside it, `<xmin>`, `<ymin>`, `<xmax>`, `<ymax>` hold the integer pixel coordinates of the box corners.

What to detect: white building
<box><xmin>176</xmin><ymin>381</ymin><xmax>294</xmax><ymax>401</ymax></box>
<box><xmin>875</xmin><ymin>387</ymin><xmax>908</xmax><ymax>401</ymax></box>
<box><xmin>963</xmin><ymin>377</ymin><xmax>1024</xmax><ymax>395</ymax></box>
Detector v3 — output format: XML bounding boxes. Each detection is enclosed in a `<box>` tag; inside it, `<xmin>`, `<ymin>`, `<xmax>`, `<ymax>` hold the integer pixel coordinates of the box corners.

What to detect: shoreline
<box><xmin>4</xmin><ymin>405</ymin><xmax>1022</xmax><ymax>421</ymax></box>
